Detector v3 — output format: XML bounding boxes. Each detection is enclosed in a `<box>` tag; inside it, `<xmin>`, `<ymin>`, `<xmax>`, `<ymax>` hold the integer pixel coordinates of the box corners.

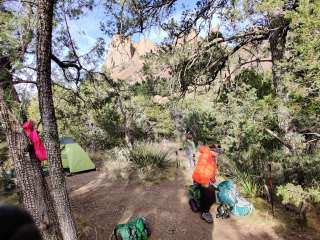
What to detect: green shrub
<box><xmin>308</xmin><ymin>187</ymin><xmax>320</xmax><ymax>204</ymax></box>
<box><xmin>276</xmin><ymin>184</ymin><xmax>308</xmax><ymax>207</ymax></box>
<box><xmin>129</xmin><ymin>142</ymin><xmax>171</xmax><ymax>170</ymax></box>
<box><xmin>277</xmin><ymin>183</ymin><xmax>320</xmax><ymax>207</ymax></box>
<box><xmin>182</xmin><ymin>110</ymin><xmax>218</xmax><ymax>144</ymax></box>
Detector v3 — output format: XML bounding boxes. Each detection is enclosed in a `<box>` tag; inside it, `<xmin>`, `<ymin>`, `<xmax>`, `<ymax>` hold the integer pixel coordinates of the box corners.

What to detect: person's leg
<box><xmin>199</xmin><ymin>185</ymin><xmax>216</xmax><ymax>223</ymax></box>
<box><xmin>200</xmin><ymin>185</ymin><xmax>215</xmax><ymax>212</ymax></box>
<box><xmin>188</xmin><ymin>153</ymin><xmax>194</xmax><ymax>168</ymax></box>
<box><xmin>186</xmin><ymin>150</ymin><xmax>193</xmax><ymax>168</ymax></box>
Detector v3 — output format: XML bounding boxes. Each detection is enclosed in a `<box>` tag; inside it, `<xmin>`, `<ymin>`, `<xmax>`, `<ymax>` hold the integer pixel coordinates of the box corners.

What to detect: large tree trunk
<box><xmin>0</xmin><ymin>57</ymin><xmax>60</xmax><ymax>240</ymax></box>
<box><xmin>36</xmin><ymin>1</ymin><xmax>78</xmax><ymax>239</ymax></box>
<box><xmin>269</xmin><ymin>15</ymin><xmax>290</xmax><ymax>130</ymax></box>
<box><xmin>269</xmin><ymin>14</ymin><xmax>302</xmax><ymax>154</ymax></box>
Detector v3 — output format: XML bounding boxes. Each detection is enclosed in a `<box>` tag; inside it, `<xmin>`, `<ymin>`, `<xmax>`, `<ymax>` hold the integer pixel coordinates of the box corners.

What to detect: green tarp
<box><xmin>43</xmin><ymin>137</ymin><xmax>95</xmax><ymax>173</ymax></box>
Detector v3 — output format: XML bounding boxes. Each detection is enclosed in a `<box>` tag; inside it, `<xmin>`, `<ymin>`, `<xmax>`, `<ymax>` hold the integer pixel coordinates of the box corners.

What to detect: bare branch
<box><xmin>10</xmin><ymin>75</ymin><xmax>37</xmax><ymax>85</ymax></box>
<box><xmin>240</xmin><ymin>58</ymin><xmax>272</xmax><ymax>65</ymax></box>
<box><xmin>264</xmin><ymin>128</ymin><xmax>293</xmax><ymax>152</ymax></box>
<box><xmin>51</xmin><ymin>54</ymin><xmax>81</xmax><ymax>82</ymax></box>
<box><xmin>191</xmin><ymin>34</ymin><xmax>269</xmax><ymax>87</ymax></box>
<box><xmin>305</xmin><ymin>139</ymin><xmax>319</xmax><ymax>144</ymax></box>
<box><xmin>62</xmin><ymin>8</ymin><xmax>81</xmax><ymax>67</ymax></box>
<box><xmin>304</xmin><ymin>132</ymin><xmax>320</xmax><ymax>138</ymax></box>
<box><xmin>23</xmin><ymin>66</ymin><xmax>37</xmax><ymax>71</ymax></box>
<box><xmin>51</xmin><ymin>54</ymin><xmax>80</xmax><ymax>70</ymax></box>
<box><xmin>224</xmin><ymin>58</ymin><xmax>272</xmax><ymax>80</ymax></box>
<box><xmin>12</xmin><ymin>80</ymin><xmax>37</xmax><ymax>85</ymax></box>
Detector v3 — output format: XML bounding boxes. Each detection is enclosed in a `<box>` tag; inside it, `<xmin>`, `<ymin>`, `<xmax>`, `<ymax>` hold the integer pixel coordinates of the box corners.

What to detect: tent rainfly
<box><xmin>43</xmin><ymin>137</ymin><xmax>96</xmax><ymax>173</ymax></box>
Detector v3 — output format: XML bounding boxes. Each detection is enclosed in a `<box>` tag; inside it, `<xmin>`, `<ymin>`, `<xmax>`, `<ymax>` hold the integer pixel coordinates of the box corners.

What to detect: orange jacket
<box><xmin>192</xmin><ymin>146</ymin><xmax>217</xmax><ymax>186</ymax></box>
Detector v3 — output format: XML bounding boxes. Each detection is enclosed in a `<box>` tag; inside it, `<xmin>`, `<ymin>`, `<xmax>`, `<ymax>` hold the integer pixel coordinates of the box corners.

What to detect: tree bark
<box><xmin>269</xmin><ymin>15</ymin><xmax>289</xmax><ymax>98</ymax></box>
<box><xmin>0</xmin><ymin>57</ymin><xmax>60</xmax><ymax>240</ymax></box>
<box><xmin>269</xmin><ymin>14</ymin><xmax>302</xmax><ymax>153</ymax></box>
<box><xmin>117</xmin><ymin>96</ymin><xmax>133</xmax><ymax>149</ymax></box>
<box><xmin>269</xmin><ymin>16</ymin><xmax>290</xmax><ymax>128</ymax></box>
<box><xmin>36</xmin><ymin>1</ymin><xmax>78</xmax><ymax>239</ymax></box>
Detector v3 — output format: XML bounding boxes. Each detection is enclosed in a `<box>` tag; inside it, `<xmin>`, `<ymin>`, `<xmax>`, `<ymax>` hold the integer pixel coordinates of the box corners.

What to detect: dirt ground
<box><xmin>67</xmin><ymin>170</ymin><xmax>319</xmax><ymax>240</ymax></box>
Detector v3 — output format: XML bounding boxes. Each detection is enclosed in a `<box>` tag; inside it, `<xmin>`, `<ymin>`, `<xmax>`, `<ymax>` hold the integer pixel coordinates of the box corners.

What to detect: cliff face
<box><xmin>104</xmin><ymin>35</ymin><xmax>157</xmax><ymax>83</ymax></box>
<box><xmin>176</xmin><ymin>29</ymin><xmax>198</xmax><ymax>45</ymax></box>
<box><xmin>104</xmin><ymin>32</ymin><xmax>271</xmax><ymax>84</ymax></box>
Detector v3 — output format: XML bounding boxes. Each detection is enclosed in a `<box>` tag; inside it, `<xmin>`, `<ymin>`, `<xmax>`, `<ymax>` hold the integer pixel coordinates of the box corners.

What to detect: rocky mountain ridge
<box><xmin>104</xmin><ymin>34</ymin><xmax>157</xmax><ymax>83</ymax></box>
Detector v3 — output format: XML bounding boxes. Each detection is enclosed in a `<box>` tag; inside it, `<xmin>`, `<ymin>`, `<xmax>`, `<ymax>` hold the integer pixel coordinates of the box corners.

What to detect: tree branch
<box><xmin>51</xmin><ymin>54</ymin><xmax>81</xmax><ymax>82</ymax></box>
<box><xmin>53</xmin><ymin>82</ymin><xmax>85</xmax><ymax>103</ymax></box>
<box><xmin>303</xmin><ymin>132</ymin><xmax>320</xmax><ymax>138</ymax></box>
<box><xmin>12</xmin><ymin>80</ymin><xmax>37</xmax><ymax>85</ymax></box>
<box><xmin>223</xmin><ymin>58</ymin><xmax>272</xmax><ymax>80</ymax></box>
<box><xmin>202</xmin><ymin>29</ymin><xmax>270</xmax><ymax>52</ymax></box>
<box><xmin>241</xmin><ymin>58</ymin><xmax>272</xmax><ymax>65</ymax></box>
<box><xmin>264</xmin><ymin>128</ymin><xmax>293</xmax><ymax>152</ymax></box>
<box><xmin>51</xmin><ymin>54</ymin><xmax>80</xmax><ymax>70</ymax></box>
<box><xmin>191</xmin><ymin>34</ymin><xmax>269</xmax><ymax>88</ymax></box>
<box><xmin>305</xmin><ymin>139</ymin><xmax>319</xmax><ymax>144</ymax></box>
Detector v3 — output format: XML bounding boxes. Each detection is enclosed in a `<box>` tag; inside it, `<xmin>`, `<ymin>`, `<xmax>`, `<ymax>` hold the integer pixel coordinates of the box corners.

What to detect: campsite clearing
<box><xmin>68</xmin><ymin>171</ymin><xmax>320</xmax><ymax>240</ymax></box>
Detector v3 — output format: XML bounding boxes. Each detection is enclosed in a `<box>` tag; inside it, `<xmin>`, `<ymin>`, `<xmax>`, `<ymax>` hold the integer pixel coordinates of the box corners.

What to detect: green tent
<box><xmin>44</xmin><ymin>137</ymin><xmax>96</xmax><ymax>173</ymax></box>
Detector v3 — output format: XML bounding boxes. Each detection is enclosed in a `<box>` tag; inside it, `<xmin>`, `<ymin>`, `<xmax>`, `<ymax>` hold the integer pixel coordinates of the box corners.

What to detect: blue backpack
<box><xmin>217</xmin><ymin>180</ymin><xmax>254</xmax><ymax>216</ymax></box>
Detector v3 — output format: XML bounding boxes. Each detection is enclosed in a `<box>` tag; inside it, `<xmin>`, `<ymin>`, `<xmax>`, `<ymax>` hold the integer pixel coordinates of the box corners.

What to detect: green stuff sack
<box><xmin>113</xmin><ymin>218</ymin><xmax>150</xmax><ymax>240</ymax></box>
<box><xmin>188</xmin><ymin>184</ymin><xmax>201</xmax><ymax>202</ymax></box>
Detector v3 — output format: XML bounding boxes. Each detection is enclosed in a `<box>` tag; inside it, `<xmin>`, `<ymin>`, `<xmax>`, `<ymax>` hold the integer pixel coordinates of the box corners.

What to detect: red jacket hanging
<box><xmin>22</xmin><ymin>120</ymin><xmax>47</xmax><ymax>161</ymax></box>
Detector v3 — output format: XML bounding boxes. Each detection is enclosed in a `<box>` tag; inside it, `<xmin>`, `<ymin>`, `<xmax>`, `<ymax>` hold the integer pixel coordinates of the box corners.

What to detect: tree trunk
<box><xmin>117</xmin><ymin>96</ymin><xmax>133</xmax><ymax>149</ymax></box>
<box><xmin>269</xmin><ymin>15</ymin><xmax>290</xmax><ymax>129</ymax></box>
<box><xmin>269</xmin><ymin>16</ymin><xmax>289</xmax><ymax>98</ymax></box>
<box><xmin>269</xmin><ymin>15</ymin><xmax>302</xmax><ymax>154</ymax></box>
<box><xmin>36</xmin><ymin>1</ymin><xmax>78</xmax><ymax>239</ymax></box>
<box><xmin>0</xmin><ymin>57</ymin><xmax>60</xmax><ymax>240</ymax></box>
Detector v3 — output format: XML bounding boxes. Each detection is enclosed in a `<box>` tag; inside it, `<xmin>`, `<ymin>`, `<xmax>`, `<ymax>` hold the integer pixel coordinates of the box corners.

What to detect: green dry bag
<box><xmin>113</xmin><ymin>218</ymin><xmax>150</xmax><ymax>240</ymax></box>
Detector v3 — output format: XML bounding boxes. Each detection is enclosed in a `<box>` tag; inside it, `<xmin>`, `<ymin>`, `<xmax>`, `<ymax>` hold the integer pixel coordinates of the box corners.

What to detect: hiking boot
<box><xmin>201</xmin><ymin>212</ymin><xmax>213</xmax><ymax>223</ymax></box>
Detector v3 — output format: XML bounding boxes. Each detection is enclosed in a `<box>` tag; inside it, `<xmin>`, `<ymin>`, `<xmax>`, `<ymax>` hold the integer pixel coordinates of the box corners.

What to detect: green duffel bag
<box><xmin>111</xmin><ymin>217</ymin><xmax>151</xmax><ymax>240</ymax></box>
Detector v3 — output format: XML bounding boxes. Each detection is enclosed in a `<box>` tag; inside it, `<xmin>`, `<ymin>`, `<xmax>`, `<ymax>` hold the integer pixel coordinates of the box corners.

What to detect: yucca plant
<box><xmin>129</xmin><ymin>142</ymin><xmax>170</xmax><ymax>170</ymax></box>
<box><xmin>236</xmin><ymin>171</ymin><xmax>260</xmax><ymax>198</ymax></box>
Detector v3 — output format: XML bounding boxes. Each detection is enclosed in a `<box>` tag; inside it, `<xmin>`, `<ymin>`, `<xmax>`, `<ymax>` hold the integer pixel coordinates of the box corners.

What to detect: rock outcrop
<box><xmin>176</xmin><ymin>29</ymin><xmax>198</xmax><ymax>45</ymax></box>
<box><xmin>104</xmin><ymin>34</ymin><xmax>157</xmax><ymax>83</ymax></box>
<box><xmin>153</xmin><ymin>95</ymin><xmax>170</xmax><ymax>105</ymax></box>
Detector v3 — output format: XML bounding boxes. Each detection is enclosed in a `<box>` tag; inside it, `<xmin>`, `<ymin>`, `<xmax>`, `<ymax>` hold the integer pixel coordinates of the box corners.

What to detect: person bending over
<box><xmin>192</xmin><ymin>144</ymin><xmax>221</xmax><ymax>223</ymax></box>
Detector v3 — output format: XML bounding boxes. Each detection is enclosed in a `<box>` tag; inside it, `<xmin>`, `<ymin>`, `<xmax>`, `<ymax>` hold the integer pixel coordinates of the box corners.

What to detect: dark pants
<box><xmin>199</xmin><ymin>185</ymin><xmax>216</xmax><ymax>213</ymax></box>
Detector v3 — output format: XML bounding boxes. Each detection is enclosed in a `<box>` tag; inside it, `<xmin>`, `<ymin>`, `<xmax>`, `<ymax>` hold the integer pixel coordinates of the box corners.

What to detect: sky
<box><xmin>68</xmin><ymin>1</ymin><xmax>108</xmax><ymax>55</ymax></box>
<box><xmin>68</xmin><ymin>0</ymin><xmax>221</xmax><ymax>56</ymax></box>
